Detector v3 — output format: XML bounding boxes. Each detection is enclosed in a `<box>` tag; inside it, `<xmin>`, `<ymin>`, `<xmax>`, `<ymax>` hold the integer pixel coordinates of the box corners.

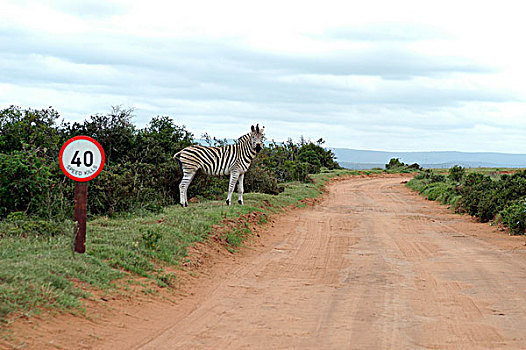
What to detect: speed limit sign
<box><xmin>59</xmin><ymin>135</ymin><xmax>105</xmax><ymax>253</ymax></box>
<box><xmin>59</xmin><ymin>136</ymin><xmax>105</xmax><ymax>182</ymax></box>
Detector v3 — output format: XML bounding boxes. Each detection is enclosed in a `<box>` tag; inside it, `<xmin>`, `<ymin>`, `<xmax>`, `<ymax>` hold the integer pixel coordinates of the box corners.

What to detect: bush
<box><xmin>0</xmin><ymin>149</ymin><xmax>55</xmax><ymax>217</ymax></box>
<box><xmin>476</xmin><ymin>190</ymin><xmax>500</xmax><ymax>222</ymax></box>
<box><xmin>141</xmin><ymin>228</ymin><xmax>163</xmax><ymax>249</ymax></box>
<box><xmin>499</xmin><ymin>198</ymin><xmax>526</xmax><ymax>235</ymax></box>
<box><xmin>409</xmin><ymin>168</ymin><xmax>526</xmax><ymax>232</ymax></box>
<box><xmin>448</xmin><ymin>165</ymin><xmax>465</xmax><ymax>183</ymax></box>
<box><xmin>61</xmin><ymin>106</ymin><xmax>137</xmax><ymax>165</ymax></box>
<box><xmin>89</xmin><ymin>163</ymin><xmax>135</xmax><ymax>216</ymax></box>
<box><xmin>244</xmin><ymin>161</ymin><xmax>281</xmax><ymax>195</ymax></box>
<box><xmin>458</xmin><ymin>173</ymin><xmax>495</xmax><ymax>219</ymax></box>
<box><xmin>0</xmin><ymin>106</ymin><xmax>61</xmax><ymax>157</ymax></box>
<box><xmin>258</xmin><ymin>138</ymin><xmax>339</xmax><ymax>183</ymax></box>
<box><xmin>385</xmin><ymin>158</ymin><xmax>405</xmax><ymax>170</ymax></box>
<box><xmin>385</xmin><ymin>158</ymin><xmax>421</xmax><ymax>172</ymax></box>
<box><xmin>414</xmin><ymin>169</ymin><xmax>445</xmax><ymax>183</ymax></box>
<box><xmin>189</xmin><ymin>172</ymin><xmax>229</xmax><ymax>201</ymax></box>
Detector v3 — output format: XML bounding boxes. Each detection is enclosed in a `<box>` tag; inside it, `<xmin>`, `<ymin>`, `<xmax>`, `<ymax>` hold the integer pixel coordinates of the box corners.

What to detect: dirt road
<box><xmin>6</xmin><ymin>176</ymin><xmax>526</xmax><ymax>349</ymax></box>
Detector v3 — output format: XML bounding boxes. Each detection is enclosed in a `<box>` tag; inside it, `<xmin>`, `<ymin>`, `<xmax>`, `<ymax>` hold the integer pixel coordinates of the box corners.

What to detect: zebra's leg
<box><xmin>179</xmin><ymin>169</ymin><xmax>196</xmax><ymax>207</ymax></box>
<box><xmin>226</xmin><ymin>172</ymin><xmax>240</xmax><ymax>206</ymax></box>
<box><xmin>237</xmin><ymin>173</ymin><xmax>245</xmax><ymax>205</ymax></box>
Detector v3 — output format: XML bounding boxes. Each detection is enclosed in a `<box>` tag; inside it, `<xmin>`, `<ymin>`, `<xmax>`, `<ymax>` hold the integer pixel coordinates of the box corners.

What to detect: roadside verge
<box><xmin>0</xmin><ymin>169</ymin><xmax>355</xmax><ymax>333</ymax></box>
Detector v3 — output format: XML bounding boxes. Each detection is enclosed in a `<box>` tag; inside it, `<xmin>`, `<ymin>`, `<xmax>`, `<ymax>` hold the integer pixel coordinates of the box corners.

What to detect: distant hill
<box><xmin>331</xmin><ymin>149</ymin><xmax>526</xmax><ymax>170</ymax></box>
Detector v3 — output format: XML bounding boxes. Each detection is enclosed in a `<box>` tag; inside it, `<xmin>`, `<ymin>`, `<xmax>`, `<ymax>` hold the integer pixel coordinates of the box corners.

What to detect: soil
<box><xmin>3</xmin><ymin>175</ymin><xmax>526</xmax><ymax>349</ymax></box>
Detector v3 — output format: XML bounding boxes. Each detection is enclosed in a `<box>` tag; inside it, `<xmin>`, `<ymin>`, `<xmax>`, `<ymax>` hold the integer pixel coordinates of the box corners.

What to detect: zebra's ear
<box><xmin>251</xmin><ymin>125</ymin><xmax>255</xmax><ymax>133</ymax></box>
<box><xmin>260</xmin><ymin>126</ymin><xmax>265</xmax><ymax>133</ymax></box>
<box><xmin>256</xmin><ymin>124</ymin><xmax>260</xmax><ymax>133</ymax></box>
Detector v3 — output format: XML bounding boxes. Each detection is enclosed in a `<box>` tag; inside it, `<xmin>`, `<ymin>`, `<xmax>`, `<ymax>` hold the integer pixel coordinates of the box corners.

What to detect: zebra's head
<box><xmin>250</xmin><ymin>124</ymin><xmax>265</xmax><ymax>153</ymax></box>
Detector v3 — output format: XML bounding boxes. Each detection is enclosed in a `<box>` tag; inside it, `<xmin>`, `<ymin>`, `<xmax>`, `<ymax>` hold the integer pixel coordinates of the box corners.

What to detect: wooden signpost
<box><xmin>59</xmin><ymin>136</ymin><xmax>105</xmax><ymax>253</ymax></box>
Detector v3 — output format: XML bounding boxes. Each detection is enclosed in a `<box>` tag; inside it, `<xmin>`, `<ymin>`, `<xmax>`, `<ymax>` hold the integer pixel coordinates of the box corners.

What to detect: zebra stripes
<box><xmin>174</xmin><ymin>124</ymin><xmax>265</xmax><ymax>207</ymax></box>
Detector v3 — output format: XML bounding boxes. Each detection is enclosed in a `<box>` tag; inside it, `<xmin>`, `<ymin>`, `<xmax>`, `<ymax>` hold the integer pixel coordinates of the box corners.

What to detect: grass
<box><xmin>407</xmin><ymin>179</ymin><xmax>461</xmax><ymax>207</ymax></box>
<box><xmin>0</xmin><ymin>169</ymin><xmax>354</xmax><ymax>326</ymax></box>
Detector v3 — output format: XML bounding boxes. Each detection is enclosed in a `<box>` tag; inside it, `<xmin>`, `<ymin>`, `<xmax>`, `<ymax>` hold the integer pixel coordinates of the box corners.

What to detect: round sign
<box><xmin>59</xmin><ymin>136</ymin><xmax>105</xmax><ymax>182</ymax></box>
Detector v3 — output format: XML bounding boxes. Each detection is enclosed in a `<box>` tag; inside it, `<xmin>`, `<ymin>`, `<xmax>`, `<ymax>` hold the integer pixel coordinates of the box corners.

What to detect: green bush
<box><xmin>89</xmin><ymin>163</ymin><xmax>135</xmax><ymax>216</ymax></box>
<box><xmin>386</xmin><ymin>158</ymin><xmax>404</xmax><ymax>169</ymax></box>
<box><xmin>244</xmin><ymin>161</ymin><xmax>281</xmax><ymax>195</ymax></box>
<box><xmin>458</xmin><ymin>173</ymin><xmax>495</xmax><ymax>219</ymax></box>
<box><xmin>409</xmin><ymin>169</ymin><xmax>526</xmax><ymax>233</ymax></box>
<box><xmin>448</xmin><ymin>165</ymin><xmax>465</xmax><ymax>183</ymax></box>
<box><xmin>258</xmin><ymin>138</ymin><xmax>339</xmax><ymax>183</ymax></box>
<box><xmin>385</xmin><ymin>158</ymin><xmax>421</xmax><ymax>172</ymax></box>
<box><xmin>499</xmin><ymin>199</ymin><xmax>526</xmax><ymax>235</ymax></box>
<box><xmin>0</xmin><ymin>106</ymin><xmax>61</xmax><ymax>157</ymax></box>
<box><xmin>0</xmin><ymin>149</ymin><xmax>55</xmax><ymax>217</ymax></box>
<box><xmin>413</xmin><ymin>169</ymin><xmax>445</xmax><ymax>183</ymax></box>
<box><xmin>476</xmin><ymin>190</ymin><xmax>500</xmax><ymax>222</ymax></box>
<box><xmin>189</xmin><ymin>172</ymin><xmax>229</xmax><ymax>200</ymax></box>
<box><xmin>141</xmin><ymin>228</ymin><xmax>163</xmax><ymax>249</ymax></box>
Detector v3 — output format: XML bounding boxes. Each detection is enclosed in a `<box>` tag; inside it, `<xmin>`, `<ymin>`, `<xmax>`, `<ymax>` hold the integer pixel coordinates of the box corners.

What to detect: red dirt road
<box><xmin>4</xmin><ymin>176</ymin><xmax>526</xmax><ymax>349</ymax></box>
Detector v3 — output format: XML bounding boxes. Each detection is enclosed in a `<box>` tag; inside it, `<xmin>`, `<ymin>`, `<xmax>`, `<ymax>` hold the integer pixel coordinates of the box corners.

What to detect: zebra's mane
<box><xmin>236</xmin><ymin>133</ymin><xmax>251</xmax><ymax>144</ymax></box>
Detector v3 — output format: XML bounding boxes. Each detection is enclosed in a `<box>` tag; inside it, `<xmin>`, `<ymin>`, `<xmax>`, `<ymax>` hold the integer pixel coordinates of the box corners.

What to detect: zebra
<box><xmin>174</xmin><ymin>124</ymin><xmax>265</xmax><ymax>207</ymax></box>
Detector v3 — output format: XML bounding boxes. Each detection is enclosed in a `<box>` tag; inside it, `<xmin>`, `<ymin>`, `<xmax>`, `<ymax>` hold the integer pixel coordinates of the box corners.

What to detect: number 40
<box><xmin>71</xmin><ymin>150</ymin><xmax>94</xmax><ymax>167</ymax></box>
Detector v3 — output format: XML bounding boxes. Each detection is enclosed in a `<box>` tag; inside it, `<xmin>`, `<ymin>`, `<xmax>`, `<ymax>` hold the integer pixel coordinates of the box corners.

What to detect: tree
<box><xmin>63</xmin><ymin>106</ymin><xmax>136</xmax><ymax>165</ymax></box>
<box><xmin>136</xmin><ymin>116</ymin><xmax>194</xmax><ymax>165</ymax></box>
<box><xmin>385</xmin><ymin>158</ymin><xmax>405</xmax><ymax>169</ymax></box>
<box><xmin>0</xmin><ymin>105</ymin><xmax>61</xmax><ymax>158</ymax></box>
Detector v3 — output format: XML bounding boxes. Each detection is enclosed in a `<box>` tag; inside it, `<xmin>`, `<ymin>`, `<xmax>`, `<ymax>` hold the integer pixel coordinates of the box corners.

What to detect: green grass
<box><xmin>0</xmin><ymin>169</ymin><xmax>356</xmax><ymax>326</ymax></box>
<box><xmin>406</xmin><ymin>173</ymin><xmax>461</xmax><ymax>207</ymax></box>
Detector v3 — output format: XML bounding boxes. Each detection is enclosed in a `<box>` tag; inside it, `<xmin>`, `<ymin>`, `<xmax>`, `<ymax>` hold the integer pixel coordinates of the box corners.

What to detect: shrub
<box><xmin>385</xmin><ymin>158</ymin><xmax>405</xmax><ymax>170</ymax></box>
<box><xmin>257</xmin><ymin>138</ymin><xmax>339</xmax><ymax>183</ymax></box>
<box><xmin>385</xmin><ymin>158</ymin><xmax>421</xmax><ymax>172</ymax></box>
<box><xmin>499</xmin><ymin>198</ymin><xmax>526</xmax><ymax>235</ymax></box>
<box><xmin>414</xmin><ymin>169</ymin><xmax>445</xmax><ymax>183</ymax></box>
<box><xmin>142</xmin><ymin>228</ymin><xmax>163</xmax><ymax>249</ymax></box>
<box><xmin>89</xmin><ymin>163</ymin><xmax>135</xmax><ymax>216</ymax></box>
<box><xmin>476</xmin><ymin>190</ymin><xmax>500</xmax><ymax>222</ymax></box>
<box><xmin>0</xmin><ymin>105</ymin><xmax>61</xmax><ymax>157</ymax></box>
<box><xmin>244</xmin><ymin>161</ymin><xmax>281</xmax><ymax>195</ymax></box>
<box><xmin>62</xmin><ymin>106</ymin><xmax>137</xmax><ymax>165</ymax></box>
<box><xmin>189</xmin><ymin>172</ymin><xmax>229</xmax><ymax>200</ymax></box>
<box><xmin>407</xmin><ymin>163</ymin><xmax>422</xmax><ymax>170</ymax></box>
<box><xmin>0</xmin><ymin>149</ymin><xmax>55</xmax><ymax>217</ymax></box>
<box><xmin>458</xmin><ymin>173</ymin><xmax>495</xmax><ymax>219</ymax></box>
<box><xmin>448</xmin><ymin>165</ymin><xmax>465</xmax><ymax>183</ymax></box>
<box><xmin>409</xmin><ymin>168</ymin><xmax>526</xmax><ymax>232</ymax></box>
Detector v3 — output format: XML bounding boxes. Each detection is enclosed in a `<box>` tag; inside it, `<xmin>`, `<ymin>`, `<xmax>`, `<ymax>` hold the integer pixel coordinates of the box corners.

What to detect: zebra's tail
<box><xmin>174</xmin><ymin>150</ymin><xmax>183</xmax><ymax>168</ymax></box>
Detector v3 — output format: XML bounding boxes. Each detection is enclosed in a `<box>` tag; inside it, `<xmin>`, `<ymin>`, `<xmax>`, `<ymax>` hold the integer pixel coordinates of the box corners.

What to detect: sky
<box><xmin>1</xmin><ymin>0</ymin><xmax>525</xmax><ymax>152</ymax></box>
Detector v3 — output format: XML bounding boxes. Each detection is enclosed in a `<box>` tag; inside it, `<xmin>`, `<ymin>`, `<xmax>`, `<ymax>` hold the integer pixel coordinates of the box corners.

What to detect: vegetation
<box><xmin>407</xmin><ymin>167</ymin><xmax>526</xmax><ymax>235</ymax></box>
<box><xmin>0</xmin><ymin>105</ymin><xmax>344</xmax><ymax>325</ymax></box>
<box><xmin>0</xmin><ymin>169</ymin><xmax>350</xmax><ymax>325</ymax></box>
<box><xmin>0</xmin><ymin>105</ymin><xmax>339</xmax><ymax>220</ymax></box>
<box><xmin>385</xmin><ymin>158</ymin><xmax>421</xmax><ymax>173</ymax></box>
<box><xmin>256</xmin><ymin>137</ymin><xmax>340</xmax><ymax>183</ymax></box>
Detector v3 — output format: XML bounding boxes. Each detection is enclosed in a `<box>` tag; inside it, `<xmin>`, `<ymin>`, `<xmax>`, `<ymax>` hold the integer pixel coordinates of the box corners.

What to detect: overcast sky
<box><xmin>1</xmin><ymin>0</ymin><xmax>525</xmax><ymax>152</ymax></box>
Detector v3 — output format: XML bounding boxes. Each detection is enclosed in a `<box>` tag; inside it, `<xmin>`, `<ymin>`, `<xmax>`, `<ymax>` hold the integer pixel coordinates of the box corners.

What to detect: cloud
<box><xmin>7</xmin><ymin>0</ymin><xmax>129</xmax><ymax>19</ymax></box>
<box><xmin>0</xmin><ymin>27</ymin><xmax>501</xmax><ymax>108</ymax></box>
<box><xmin>320</xmin><ymin>22</ymin><xmax>451</xmax><ymax>42</ymax></box>
<box><xmin>0</xmin><ymin>0</ymin><xmax>524</xmax><ymax>153</ymax></box>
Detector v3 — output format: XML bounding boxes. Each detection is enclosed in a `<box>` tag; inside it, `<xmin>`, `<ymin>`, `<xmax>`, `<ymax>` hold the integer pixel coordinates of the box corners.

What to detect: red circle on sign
<box><xmin>59</xmin><ymin>136</ymin><xmax>105</xmax><ymax>182</ymax></box>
